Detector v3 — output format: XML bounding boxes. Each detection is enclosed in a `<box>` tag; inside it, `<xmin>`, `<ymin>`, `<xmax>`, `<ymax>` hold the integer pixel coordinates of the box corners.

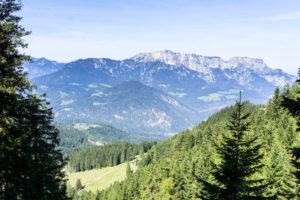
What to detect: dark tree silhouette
<box><xmin>0</xmin><ymin>1</ymin><xmax>67</xmax><ymax>199</ymax></box>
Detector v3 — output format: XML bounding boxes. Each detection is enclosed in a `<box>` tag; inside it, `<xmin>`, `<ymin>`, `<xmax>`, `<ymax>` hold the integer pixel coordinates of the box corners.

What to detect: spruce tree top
<box><xmin>0</xmin><ymin>0</ymin><xmax>31</xmax><ymax>93</ymax></box>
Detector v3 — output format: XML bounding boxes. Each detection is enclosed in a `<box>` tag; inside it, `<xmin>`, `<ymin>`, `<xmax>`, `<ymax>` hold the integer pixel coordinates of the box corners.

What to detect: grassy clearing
<box><xmin>67</xmin><ymin>160</ymin><xmax>137</xmax><ymax>192</ymax></box>
<box><xmin>60</xmin><ymin>91</ymin><xmax>69</xmax><ymax>98</ymax></box>
<box><xmin>198</xmin><ymin>93</ymin><xmax>222</xmax><ymax>102</ymax></box>
<box><xmin>198</xmin><ymin>88</ymin><xmax>240</xmax><ymax>102</ymax></box>
<box><xmin>60</xmin><ymin>99</ymin><xmax>74</xmax><ymax>105</ymax></box>
<box><xmin>91</xmin><ymin>91</ymin><xmax>104</xmax><ymax>97</ymax></box>
<box><xmin>168</xmin><ymin>91</ymin><xmax>187</xmax><ymax>98</ymax></box>
<box><xmin>93</xmin><ymin>102</ymin><xmax>108</xmax><ymax>106</ymax></box>
<box><xmin>88</xmin><ymin>83</ymin><xmax>98</xmax><ymax>88</ymax></box>
<box><xmin>62</xmin><ymin>107</ymin><xmax>73</xmax><ymax>111</ymax></box>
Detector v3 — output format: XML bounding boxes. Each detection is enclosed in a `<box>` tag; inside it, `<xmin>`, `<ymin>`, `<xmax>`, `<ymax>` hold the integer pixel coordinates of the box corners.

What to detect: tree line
<box><xmin>68</xmin><ymin>141</ymin><xmax>156</xmax><ymax>172</ymax></box>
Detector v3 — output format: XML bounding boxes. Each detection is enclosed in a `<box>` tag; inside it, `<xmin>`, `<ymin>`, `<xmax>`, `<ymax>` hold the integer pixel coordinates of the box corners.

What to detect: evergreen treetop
<box><xmin>201</xmin><ymin>95</ymin><xmax>269</xmax><ymax>199</ymax></box>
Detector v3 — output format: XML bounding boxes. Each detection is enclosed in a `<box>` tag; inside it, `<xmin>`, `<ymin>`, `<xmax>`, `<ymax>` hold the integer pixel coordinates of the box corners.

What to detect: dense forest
<box><xmin>69</xmin><ymin>84</ymin><xmax>300</xmax><ymax>199</ymax></box>
<box><xmin>68</xmin><ymin>141</ymin><xmax>156</xmax><ymax>172</ymax></box>
<box><xmin>58</xmin><ymin>123</ymin><xmax>148</xmax><ymax>154</ymax></box>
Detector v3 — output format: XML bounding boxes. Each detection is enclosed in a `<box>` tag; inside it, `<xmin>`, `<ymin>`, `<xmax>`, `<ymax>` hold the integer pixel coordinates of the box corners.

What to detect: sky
<box><xmin>20</xmin><ymin>0</ymin><xmax>300</xmax><ymax>74</ymax></box>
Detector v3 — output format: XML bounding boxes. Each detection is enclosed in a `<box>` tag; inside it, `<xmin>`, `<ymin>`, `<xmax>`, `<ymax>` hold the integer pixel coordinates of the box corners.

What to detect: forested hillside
<box><xmin>69</xmin><ymin>84</ymin><xmax>300</xmax><ymax>199</ymax></box>
<box><xmin>68</xmin><ymin>141</ymin><xmax>156</xmax><ymax>172</ymax></box>
<box><xmin>58</xmin><ymin>123</ymin><xmax>156</xmax><ymax>154</ymax></box>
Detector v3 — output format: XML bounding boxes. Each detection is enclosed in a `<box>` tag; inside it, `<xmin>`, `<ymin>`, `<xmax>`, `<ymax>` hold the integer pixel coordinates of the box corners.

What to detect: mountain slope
<box><xmin>40</xmin><ymin>80</ymin><xmax>196</xmax><ymax>135</ymax></box>
<box><xmin>98</xmin><ymin>81</ymin><xmax>197</xmax><ymax>134</ymax></box>
<box><xmin>23</xmin><ymin>58</ymin><xmax>64</xmax><ymax>78</ymax></box>
<box><xmin>58</xmin><ymin>122</ymin><xmax>155</xmax><ymax>153</ymax></box>
<box><xmin>26</xmin><ymin>51</ymin><xmax>295</xmax><ymax>136</ymax></box>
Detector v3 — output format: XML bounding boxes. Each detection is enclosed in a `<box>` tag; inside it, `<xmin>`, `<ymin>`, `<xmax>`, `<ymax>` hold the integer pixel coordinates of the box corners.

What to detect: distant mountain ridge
<box><xmin>23</xmin><ymin>57</ymin><xmax>64</xmax><ymax>78</ymax></box>
<box><xmin>24</xmin><ymin>50</ymin><xmax>295</xmax><ymax>136</ymax></box>
<box><xmin>132</xmin><ymin>50</ymin><xmax>292</xmax><ymax>86</ymax></box>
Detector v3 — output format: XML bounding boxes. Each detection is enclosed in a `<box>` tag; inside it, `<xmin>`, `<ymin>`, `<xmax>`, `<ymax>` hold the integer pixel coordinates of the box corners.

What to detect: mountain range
<box><xmin>24</xmin><ymin>50</ymin><xmax>295</xmax><ymax>136</ymax></box>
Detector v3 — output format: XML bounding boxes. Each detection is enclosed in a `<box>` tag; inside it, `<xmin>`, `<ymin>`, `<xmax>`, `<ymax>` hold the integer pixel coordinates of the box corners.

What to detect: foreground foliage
<box><xmin>0</xmin><ymin>0</ymin><xmax>67</xmax><ymax>199</ymax></box>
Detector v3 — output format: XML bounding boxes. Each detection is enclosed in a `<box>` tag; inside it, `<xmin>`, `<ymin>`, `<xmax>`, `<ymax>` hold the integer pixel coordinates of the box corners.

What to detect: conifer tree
<box><xmin>201</xmin><ymin>93</ymin><xmax>268</xmax><ymax>199</ymax></box>
<box><xmin>266</xmin><ymin>139</ymin><xmax>298</xmax><ymax>199</ymax></box>
<box><xmin>0</xmin><ymin>0</ymin><xmax>67</xmax><ymax>199</ymax></box>
<box><xmin>139</xmin><ymin>146</ymin><xmax>145</xmax><ymax>159</ymax></box>
<box><xmin>173</xmin><ymin>169</ymin><xmax>187</xmax><ymax>199</ymax></box>
<box><xmin>266</xmin><ymin>88</ymin><xmax>282</xmax><ymax>119</ymax></box>
<box><xmin>281</xmin><ymin>71</ymin><xmax>300</xmax><ymax>198</ymax></box>
<box><xmin>21</xmin><ymin>95</ymin><xmax>67</xmax><ymax>199</ymax></box>
<box><xmin>0</xmin><ymin>0</ymin><xmax>31</xmax><ymax>198</ymax></box>
<box><xmin>126</xmin><ymin>162</ymin><xmax>132</xmax><ymax>177</ymax></box>
<box><xmin>75</xmin><ymin>179</ymin><xmax>84</xmax><ymax>191</ymax></box>
<box><xmin>282</xmin><ymin>68</ymin><xmax>300</xmax><ymax>119</ymax></box>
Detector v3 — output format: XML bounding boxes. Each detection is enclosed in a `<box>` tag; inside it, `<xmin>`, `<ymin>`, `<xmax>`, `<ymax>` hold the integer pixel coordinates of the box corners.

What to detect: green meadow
<box><xmin>67</xmin><ymin>160</ymin><xmax>137</xmax><ymax>192</ymax></box>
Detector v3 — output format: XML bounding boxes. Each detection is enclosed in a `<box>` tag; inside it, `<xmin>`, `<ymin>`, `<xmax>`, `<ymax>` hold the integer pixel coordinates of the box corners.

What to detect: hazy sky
<box><xmin>20</xmin><ymin>0</ymin><xmax>300</xmax><ymax>74</ymax></box>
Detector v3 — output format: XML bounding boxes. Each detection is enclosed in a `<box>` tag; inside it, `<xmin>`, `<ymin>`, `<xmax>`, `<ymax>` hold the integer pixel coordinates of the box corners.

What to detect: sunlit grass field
<box><xmin>67</xmin><ymin>160</ymin><xmax>137</xmax><ymax>192</ymax></box>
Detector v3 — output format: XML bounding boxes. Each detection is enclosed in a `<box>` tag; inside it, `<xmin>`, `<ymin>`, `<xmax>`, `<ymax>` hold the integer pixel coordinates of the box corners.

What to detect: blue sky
<box><xmin>20</xmin><ymin>0</ymin><xmax>300</xmax><ymax>74</ymax></box>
